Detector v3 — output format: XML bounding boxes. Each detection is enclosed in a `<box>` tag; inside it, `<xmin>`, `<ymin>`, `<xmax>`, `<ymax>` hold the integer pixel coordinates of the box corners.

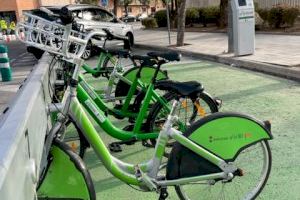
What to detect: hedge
<box><xmin>141</xmin><ymin>17</ymin><xmax>158</xmax><ymax>28</ymax></box>
<box><xmin>257</xmin><ymin>5</ymin><xmax>300</xmax><ymax>28</ymax></box>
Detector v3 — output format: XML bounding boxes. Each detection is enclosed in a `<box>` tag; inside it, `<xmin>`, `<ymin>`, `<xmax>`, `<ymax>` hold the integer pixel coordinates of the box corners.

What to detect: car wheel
<box><xmin>126</xmin><ymin>32</ymin><xmax>134</xmax><ymax>47</ymax></box>
<box><xmin>81</xmin><ymin>40</ymin><xmax>92</xmax><ymax>60</ymax></box>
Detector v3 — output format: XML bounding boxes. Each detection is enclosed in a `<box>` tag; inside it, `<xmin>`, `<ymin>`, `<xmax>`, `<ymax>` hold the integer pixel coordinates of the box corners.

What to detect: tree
<box><xmin>113</xmin><ymin>0</ymin><xmax>119</xmax><ymax>15</ymax></box>
<box><xmin>139</xmin><ymin>0</ymin><xmax>150</xmax><ymax>14</ymax></box>
<box><xmin>176</xmin><ymin>0</ymin><xmax>186</xmax><ymax>46</ymax></box>
<box><xmin>80</xmin><ymin>0</ymin><xmax>98</xmax><ymax>5</ymax></box>
<box><xmin>219</xmin><ymin>0</ymin><xmax>229</xmax><ymax>28</ymax></box>
<box><xmin>139</xmin><ymin>0</ymin><xmax>150</xmax><ymax>5</ymax></box>
<box><xmin>119</xmin><ymin>0</ymin><xmax>133</xmax><ymax>16</ymax></box>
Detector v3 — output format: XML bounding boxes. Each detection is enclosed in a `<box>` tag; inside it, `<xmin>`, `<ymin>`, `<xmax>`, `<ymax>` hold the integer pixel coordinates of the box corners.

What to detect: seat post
<box><xmin>151</xmin><ymin>60</ymin><xmax>165</xmax><ymax>84</ymax></box>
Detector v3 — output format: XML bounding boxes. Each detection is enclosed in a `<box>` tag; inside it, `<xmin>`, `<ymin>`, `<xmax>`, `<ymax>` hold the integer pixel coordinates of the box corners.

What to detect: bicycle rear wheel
<box><xmin>146</xmin><ymin>91</ymin><xmax>219</xmax><ymax>134</ymax></box>
<box><xmin>174</xmin><ymin>140</ymin><xmax>272</xmax><ymax>200</ymax></box>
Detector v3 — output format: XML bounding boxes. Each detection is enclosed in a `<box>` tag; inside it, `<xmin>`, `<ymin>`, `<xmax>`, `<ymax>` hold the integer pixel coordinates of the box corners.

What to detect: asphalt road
<box><xmin>0</xmin><ymin>41</ymin><xmax>37</xmax><ymax>113</ymax></box>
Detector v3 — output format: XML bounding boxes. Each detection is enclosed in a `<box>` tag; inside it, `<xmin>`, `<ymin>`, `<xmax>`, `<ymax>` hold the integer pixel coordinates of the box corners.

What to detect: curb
<box><xmin>134</xmin><ymin>43</ymin><xmax>300</xmax><ymax>82</ymax></box>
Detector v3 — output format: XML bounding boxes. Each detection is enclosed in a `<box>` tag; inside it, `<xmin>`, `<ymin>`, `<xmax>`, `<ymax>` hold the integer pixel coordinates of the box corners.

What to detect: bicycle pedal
<box><xmin>108</xmin><ymin>142</ymin><xmax>122</xmax><ymax>152</ymax></box>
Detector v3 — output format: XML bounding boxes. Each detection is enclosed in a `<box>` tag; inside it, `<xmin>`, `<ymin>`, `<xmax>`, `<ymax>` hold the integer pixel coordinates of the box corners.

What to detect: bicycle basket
<box><xmin>16</xmin><ymin>12</ymin><xmax>88</xmax><ymax>59</ymax></box>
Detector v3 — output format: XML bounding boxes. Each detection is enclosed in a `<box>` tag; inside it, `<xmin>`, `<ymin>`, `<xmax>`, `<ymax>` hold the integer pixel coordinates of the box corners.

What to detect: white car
<box><xmin>137</xmin><ymin>13</ymin><xmax>148</xmax><ymax>21</ymax></box>
<box><xmin>28</xmin><ymin>4</ymin><xmax>134</xmax><ymax>59</ymax></box>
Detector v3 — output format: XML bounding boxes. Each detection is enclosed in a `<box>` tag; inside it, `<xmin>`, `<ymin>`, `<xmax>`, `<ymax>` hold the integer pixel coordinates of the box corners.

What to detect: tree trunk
<box><xmin>177</xmin><ymin>0</ymin><xmax>186</xmax><ymax>46</ymax></box>
<box><xmin>219</xmin><ymin>0</ymin><xmax>229</xmax><ymax>28</ymax></box>
<box><xmin>125</xmin><ymin>5</ymin><xmax>128</xmax><ymax>15</ymax></box>
<box><xmin>219</xmin><ymin>0</ymin><xmax>228</xmax><ymax>28</ymax></box>
<box><xmin>113</xmin><ymin>0</ymin><xmax>118</xmax><ymax>16</ymax></box>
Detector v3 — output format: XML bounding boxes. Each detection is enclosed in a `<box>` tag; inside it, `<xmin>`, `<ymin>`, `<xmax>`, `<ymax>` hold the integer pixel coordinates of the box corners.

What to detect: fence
<box><xmin>186</xmin><ymin>0</ymin><xmax>220</xmax><ymax>8</ymax></box>
<box><xmin>0</xmin><ymin>54</ymin><xmax>54</xmax><ymax>199</ymax></box>
<box><xmin>256</xmin><ymin>0</ymin><xmax>300</xmax><ymax>8</ymax></box>
<box><xmin>186</xmin><ymin>0</ymin><xmax>300</xmax><ymax>8</ymax></box>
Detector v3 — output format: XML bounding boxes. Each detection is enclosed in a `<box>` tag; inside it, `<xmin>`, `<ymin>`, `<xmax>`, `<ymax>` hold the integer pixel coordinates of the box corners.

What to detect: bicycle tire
<box><xmin>174</xmin><ymin>140</ymin><xmax>272</xmax><ymax>200</ymax></box>
<box><xmin>145</xmin><ymin>91</ymin><xmax>219</xmax><ymax>146</ymax></box>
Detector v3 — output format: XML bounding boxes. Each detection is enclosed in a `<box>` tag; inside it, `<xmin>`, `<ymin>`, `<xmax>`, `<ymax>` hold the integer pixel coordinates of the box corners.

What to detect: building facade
<box><xmin>106</xmin><ymin>0</ymin><xmax>165</xmax><ymax>17</ymax></box>
<box><xmin>0</xmin><ymin>0</ymin><xmax>75</xmax><ymax>22</ymax></box>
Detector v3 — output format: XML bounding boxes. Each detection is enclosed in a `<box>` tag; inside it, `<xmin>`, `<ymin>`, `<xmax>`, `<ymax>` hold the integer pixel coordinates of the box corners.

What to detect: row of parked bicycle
<box><xmin>16</xmin><ymin>6</ymin><xmax>273</xmax><ymax>200</ymax></box>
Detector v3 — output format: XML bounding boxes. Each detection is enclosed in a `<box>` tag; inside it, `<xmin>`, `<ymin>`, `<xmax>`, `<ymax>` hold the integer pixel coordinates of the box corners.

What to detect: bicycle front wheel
<box><xmin>174</xmin><ymin>140</ymin><xmax>272</xmax><ymax>200</ymax></box>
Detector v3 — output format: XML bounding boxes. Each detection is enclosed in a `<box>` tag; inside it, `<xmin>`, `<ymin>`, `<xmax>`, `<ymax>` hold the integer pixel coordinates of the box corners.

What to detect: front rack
<box><xmin>16</xmin><ymin>12</ymin><xmax>88</xmax><ymax>59</ymax></box>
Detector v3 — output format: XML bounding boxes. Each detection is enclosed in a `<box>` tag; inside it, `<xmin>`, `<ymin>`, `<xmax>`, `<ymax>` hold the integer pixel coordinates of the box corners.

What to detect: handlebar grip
<box><xmin>59</xmin><ymin>6</ymin><xmax>74</xmax><ymax>25</ymax></box>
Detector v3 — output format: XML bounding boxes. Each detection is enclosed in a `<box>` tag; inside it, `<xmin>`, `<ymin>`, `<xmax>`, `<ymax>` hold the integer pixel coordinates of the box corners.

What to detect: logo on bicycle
<box><xmin>209</xmin><ymin>133</ymin><xmax>252</xmax><ymax>143</ymax></box>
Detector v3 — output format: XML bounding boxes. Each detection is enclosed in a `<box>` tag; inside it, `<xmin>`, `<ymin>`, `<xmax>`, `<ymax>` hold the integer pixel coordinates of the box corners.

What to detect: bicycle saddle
<box><xmin>147</xmin><ymin>51</ymin><xmax>181</xmax><ymax>62</ymax></box>
<box><xmin>131</xmin><ymin>55</ymin><xmax>157</xmax><ymax>66</ymax></box>
<box><xmin>155</xmin><ymin>80</ymin><xmax>204</xmax><ymax>97</ymax></box>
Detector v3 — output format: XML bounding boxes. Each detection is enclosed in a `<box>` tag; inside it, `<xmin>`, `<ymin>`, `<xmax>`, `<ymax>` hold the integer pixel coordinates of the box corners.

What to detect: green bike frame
<box><xmin>77</xmin><ymin>74</ymin><xmax>168</xmax><ymax>140</ymax></box>
<box><xmin>81</xmin><ymin>49</ymin><xmax>117</xmax><ymax>76</ymax></box>
<box><xmin>67</xmin><ymin>93</ymin><xmax>272</xmax><ymax>188</ymax></box>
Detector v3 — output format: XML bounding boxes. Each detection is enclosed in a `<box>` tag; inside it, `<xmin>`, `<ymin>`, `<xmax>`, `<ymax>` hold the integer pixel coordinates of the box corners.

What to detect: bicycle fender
<box><xmin>37</xmin><ymin>139</ymin><xmax>95</xmax><ymax>200</ymax></box>
<box><xmin>185</xmin><ymin>112</ymin><xmax>273</xmax><ymax>162</ymax></box>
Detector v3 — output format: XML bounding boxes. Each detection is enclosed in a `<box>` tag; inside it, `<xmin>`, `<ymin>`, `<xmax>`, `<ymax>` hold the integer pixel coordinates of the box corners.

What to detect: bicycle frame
<box><xmin>77</xmin><ymin>75</ymin><xmax>167</xmax><ymax>140</ymax></box>
<box><xmin>68</xmin><ymin>94</ymin><xmax>231</xmax><ymax>188</ymax></box>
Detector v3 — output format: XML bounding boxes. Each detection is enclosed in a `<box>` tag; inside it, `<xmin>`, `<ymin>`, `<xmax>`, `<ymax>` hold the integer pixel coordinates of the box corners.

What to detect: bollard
<box><xmin>0</xmin><ymin>45</ymin><xmax>12</xmax><ymax>81</ymax></box>
<box><xmin>0</xmin><ymin>45</ymin><xmax>8</xmax><ymax>58</ymax></box>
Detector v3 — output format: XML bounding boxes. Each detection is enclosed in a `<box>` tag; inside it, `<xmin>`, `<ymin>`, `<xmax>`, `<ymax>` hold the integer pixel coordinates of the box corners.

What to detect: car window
<box><xmin>82</xmin><ymin>9</ymin><xmax>95</xmax><ymax>20</ymax></box>
<box><xmin>94</xmin><ymin>9</ymin><xmax>114</xmax><ymax>22</ymax></box>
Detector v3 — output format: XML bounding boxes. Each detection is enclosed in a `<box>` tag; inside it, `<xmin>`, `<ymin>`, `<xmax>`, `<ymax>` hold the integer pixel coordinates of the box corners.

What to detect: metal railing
<box><xmin>0</xmin><ymin>54</ymin><xmax>55</xmax><ymax>199</ymax></box>
<box><xmin>256</xmin><ymin>0</ymin><xmax>300</xmax><ymax>8</ymax></box>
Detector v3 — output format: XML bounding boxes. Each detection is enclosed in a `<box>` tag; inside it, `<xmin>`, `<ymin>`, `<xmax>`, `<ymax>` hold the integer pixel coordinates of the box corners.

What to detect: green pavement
<box><xmin>82</xmin><ymin>60</ymin><xmax>300</xmax><ymax>199</ymax></box>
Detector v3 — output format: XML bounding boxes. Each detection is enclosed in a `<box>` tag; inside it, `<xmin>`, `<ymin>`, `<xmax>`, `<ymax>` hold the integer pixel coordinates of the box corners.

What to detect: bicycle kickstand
<box><xmin>158</xmin><ymin>188</ymin><xmax>169</xmax><ymax>200</ymax></box>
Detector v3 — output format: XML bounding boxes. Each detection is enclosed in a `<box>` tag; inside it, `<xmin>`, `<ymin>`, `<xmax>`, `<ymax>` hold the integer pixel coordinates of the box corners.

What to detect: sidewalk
<box><xmin>0</xmin><ymin>42</ymin><xmax>37</xmax><ymax>113</ymax></box>
<box><xmin>134</xmin><ymin>29</ymin><xmax>300</xmax><ymax>81</ymax></box>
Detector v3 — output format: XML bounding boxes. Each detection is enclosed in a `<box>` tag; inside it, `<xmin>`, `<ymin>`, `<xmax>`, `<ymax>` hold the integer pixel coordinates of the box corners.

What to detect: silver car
<box><xmin>28</xmin><ymin>4</ymin><xmax>134</xmax><ymax>59</ymax></box>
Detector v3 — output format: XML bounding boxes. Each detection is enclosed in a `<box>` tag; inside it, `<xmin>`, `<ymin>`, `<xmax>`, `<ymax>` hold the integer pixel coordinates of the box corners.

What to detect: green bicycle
<box><xmin>58</xmin><ymin>51</ymin><xmax>219</xmax><ymax>156</ymax></box>
<box><xmin>17</xmin><ymin>7</ymin><xmax>273</xmax><ymax>200</ymax></box>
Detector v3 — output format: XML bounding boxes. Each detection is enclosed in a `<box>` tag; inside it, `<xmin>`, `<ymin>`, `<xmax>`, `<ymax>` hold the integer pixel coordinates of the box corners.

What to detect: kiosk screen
<box><xmin>238</xmin><ymin>0</ymin><xmax>247</xmax><ymax>6</ymax></box>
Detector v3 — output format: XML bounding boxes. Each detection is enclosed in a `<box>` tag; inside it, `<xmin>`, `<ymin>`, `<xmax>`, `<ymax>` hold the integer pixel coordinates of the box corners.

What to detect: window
<box><xmin>94</xmin><ymin>9</ymin><xmax>114</xmax><ymax>22</ymax></box>
<box><xmin>82</xmin><ymin>9</ymin><xmax>95</xmax><ymax>20</ymax></box>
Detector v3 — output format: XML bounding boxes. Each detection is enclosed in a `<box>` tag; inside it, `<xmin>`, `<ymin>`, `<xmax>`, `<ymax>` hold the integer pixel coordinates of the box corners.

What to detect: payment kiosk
<box><xmin>231</xmin><ymin>0</ymin><xmax>255</xmax><ymax>56</ymax></box>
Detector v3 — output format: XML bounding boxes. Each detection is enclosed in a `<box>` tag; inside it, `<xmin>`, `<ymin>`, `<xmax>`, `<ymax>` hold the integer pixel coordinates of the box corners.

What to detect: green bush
<box><xmin>202</xmin><ymin>6</ymin><xmax>220</xmax><ymax>27</ymax></box>
<box><xmin>268</xmin><ymin>6</ymin><xmax>284</xmax><ymax>28</ymax></box>
<box><xmin>282</xmin><ymin>7</ymin><xmax>300</xmax><ymax>27</ymax></box>
<box><xmin>154</xmin><ymin>10</ymin><xmax>167</xmax><ymax>27</ymax></box>
<box><xmin>186</xmin><ymin>7</ymin><xmax>199</xmax><ymax>26</ymax></box>
<box><xmin>141</xmin><ymin>17</ymin><xmax>158</xmax><ymax>28</ymax></box>
<box><xmin>257</xmin><ymin>8</ymin><xmax>269</xmax><ymax>23</ymax></box>
<box><xmin>267</xmin><ymin>5</ymin><xmax>299</xmax><ymax>28</ymax></box>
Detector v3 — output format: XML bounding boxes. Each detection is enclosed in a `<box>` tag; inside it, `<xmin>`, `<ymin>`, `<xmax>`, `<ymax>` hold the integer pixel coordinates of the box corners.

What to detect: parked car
<box><xmin>136</xmin><ymin>13</ymin><xmax>148</xmax><ymax>21</ymax></box>
<box><xmin>27</xmin><ymin>4</ymin><xmax>134</xmax><ymax>59</ymax></box>
<box><xmin>120</xmin><ymin>14</ymin><xmax>137</xmax><ymax>23</ymax></box>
